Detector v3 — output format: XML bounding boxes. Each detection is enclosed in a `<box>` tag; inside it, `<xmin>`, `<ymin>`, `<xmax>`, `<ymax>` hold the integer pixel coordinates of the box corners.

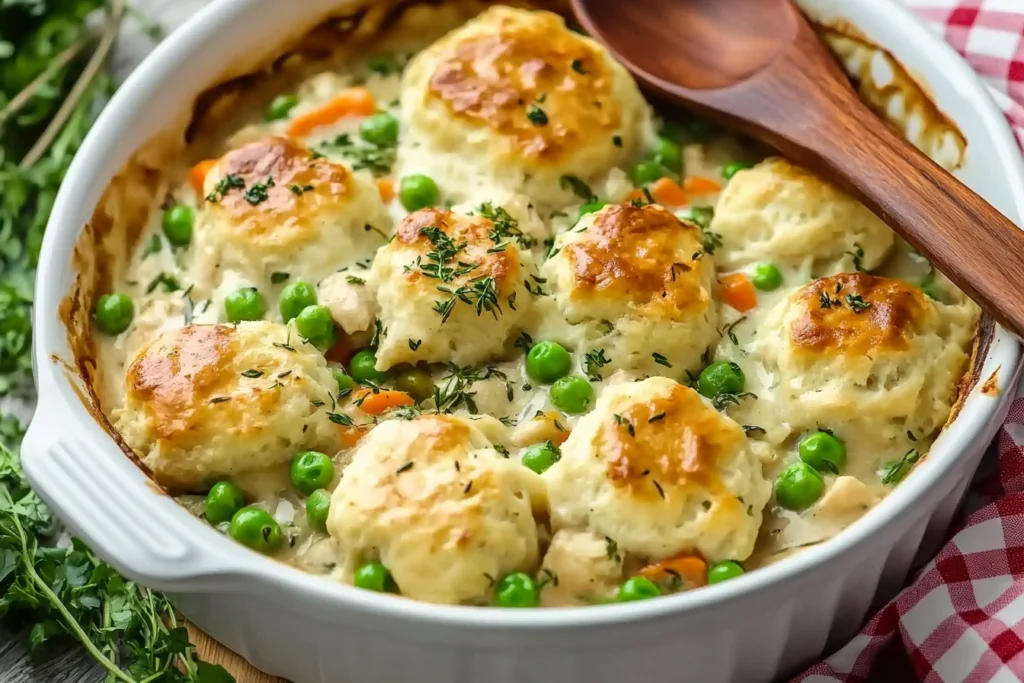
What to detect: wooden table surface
<box><xmin>0</xmin><ymin>3</ymin><xmax>288</xmax><ymax>681</ymax></box>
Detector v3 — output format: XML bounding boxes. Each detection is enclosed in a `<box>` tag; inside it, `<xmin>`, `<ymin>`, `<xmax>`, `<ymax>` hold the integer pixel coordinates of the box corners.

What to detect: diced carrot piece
<box><xmin>325</xmin><ymin>335</ymin><xmax>356</xmax><ymax>365</ymax></box>
<box><xmin>550</xmin><ymin>429</ymin><xmax>571</xmax><ymax>446</ymax></box>
<box><xmin>338</xmin><ymin>425</ymin><xmax>369</xmax><ymax>448</ymax></box>
<box><xmin>683</xmin><ymin>176</ymin><xmax>723</xmax><ymax>195</ymax></box>
<box><xmin>189</xmin><ymin>159</ymin><xmax>218</xmax><ymax>197</ymax></box>
<box><xmin>638</xmin><ymin>554</ymin><xmax>708</xmax><ymax>588</ymax></box>
<box><xmin>286</xmin><ymin>87</ymin><xmax>376</xmax><ymax>137</ymax></box>
<box><xmin>650</xmin><ymin>177</ymin><xmax>688</xmax><ymax>207</ymax></box>
<box><xmin>355</xmin><ymin>389</ymin><xmax>415</xmax><ymax>415</ymax></box>
<box><xmin>376</xmin><ymin>177</ymin><xmax>395</xmax><ymax>203</ymax></box>
<box><xmin>719</xmin><ymin>273</ymin><xmax>758</xmax><ymax>312</ymax></box>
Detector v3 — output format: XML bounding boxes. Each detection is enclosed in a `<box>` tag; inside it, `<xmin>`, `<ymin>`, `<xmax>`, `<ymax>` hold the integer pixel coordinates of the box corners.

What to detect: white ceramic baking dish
<box><xmin>20</xmin><ymin>1</ymin><xmax>1024</xmax><ymax>681</ymax></box>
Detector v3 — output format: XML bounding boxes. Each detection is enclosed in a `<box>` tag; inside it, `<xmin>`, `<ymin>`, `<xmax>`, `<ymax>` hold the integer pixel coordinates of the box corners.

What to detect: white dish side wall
<box><xmin>20</xmin><ymin>1</ymin><xmax>1024</xmax><ymax>682</ymax></box>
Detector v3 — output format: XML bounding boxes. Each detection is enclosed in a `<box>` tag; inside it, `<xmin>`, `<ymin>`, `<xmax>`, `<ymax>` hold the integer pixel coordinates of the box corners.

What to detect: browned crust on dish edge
<box><xmin>811</xmin><ymin>18</ymin><xmax>967</xmax><ymax>172</ymax></box>
<box><xmin>58</xmin><ymin>0</ymin><xmax>987</xmax><ymax>493</ymax></box>
<box><xmin>981</xmin><ymin>366</ymin><xmax>1002</xmax><ymax>398</ymax></box>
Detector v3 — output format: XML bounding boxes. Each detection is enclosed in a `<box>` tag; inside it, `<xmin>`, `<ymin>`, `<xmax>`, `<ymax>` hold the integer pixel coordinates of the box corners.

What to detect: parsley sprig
<box><xmin>0</xmin><ymin>445</ymin><xmax>233</xmax><ymax>682</ymax></box>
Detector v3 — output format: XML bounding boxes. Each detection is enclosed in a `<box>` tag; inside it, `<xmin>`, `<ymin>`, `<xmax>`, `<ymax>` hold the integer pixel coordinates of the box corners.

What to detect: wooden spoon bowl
<box><xmin>571</xmin><ymin>0</ymin><xmax>1024</xmax><ymax>338</ymax></box>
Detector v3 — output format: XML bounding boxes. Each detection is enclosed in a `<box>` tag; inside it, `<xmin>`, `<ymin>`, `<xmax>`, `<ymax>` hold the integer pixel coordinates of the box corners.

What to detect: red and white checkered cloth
<box><xmin>794</xmin><ymin>2</ymin><xmax>1024</xmax><ymax>681</ymax></box>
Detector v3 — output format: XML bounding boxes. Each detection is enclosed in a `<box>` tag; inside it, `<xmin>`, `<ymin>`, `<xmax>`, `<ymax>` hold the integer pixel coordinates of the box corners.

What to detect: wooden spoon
<box><xmin>571</xmin><ymin>0</ymin><xmax>1024</xmax><ymax>338</ymax></box>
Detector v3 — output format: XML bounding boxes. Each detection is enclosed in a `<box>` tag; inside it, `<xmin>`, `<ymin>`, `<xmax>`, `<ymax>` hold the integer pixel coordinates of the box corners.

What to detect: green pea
<box><xmin>751</xmin><ymin>263</ymin><xmax>783</xmax><ymax>291</ymax></box>
<box><xmin>616</xmin><ymin>576</ymin><xmax>661</xmax><ymax>602</ymax></box>
<box><xmin>707</xmin><ymin>560</ymin><xmax>745</xmax><ymax>585</ymax></box>
<box><xmin>279</xmin><ymin>281</ymin><xmax>317</xmax><ymax>322</ymax></box>
<box><xmin>392</xmin><ymin>366</ymin><xmax>434</xmax><ymax>402</ymax></box>
<box><xmin>224</xmin><ymin>288</ymin><xmax>266</xmax><ymax>323</ymax></box>
<box><xmin>494</xmin><ymin>572</ymin><xmax>538</xmax><ymax>608</ymax></box>
<box><xmin>678</xmin><ymin>205</ymin><xmax>714</xmax><ymax>229</ymax></box>
<box><xmin>920</xmin><ymin>277</ymin><xmax>945</xmax><ymax>303</ymax></box>
<box><xmin>162</xmin><ymin>205</ymin><xmax>193</xmax><ymax>246</ymax></box>
<box><xmin>697</xmin><ymin>361</ymin><xmax>745</xmax><ymax>399</ymax></box>
<box><xmin>228</xmin><ymin>507</ymin><xmax>283</xmax><ymax>553</ymax></box>
<box><xmin>525</xmin><ymin>340</ymin><xmax>572</xmax><ymax>384</ymax></box>
<box><xmin>306</xmin><ymin>489</ymin><xmax>331</xmax><ymax>532</ymax></box>
<box><xmin>265</xmin><ymin>94</ymin><xmax>299</xmax><ymax>122</ymax></box>
<box><xmin>579</xmin><ymin>200</ymin><xmax>608</xmax><ymax>219</ymax></box>
<box><xmin>630</xmin><ymin>160</ymin><xmax>670</xmax><ymax>187</ymax></box>
<box><xmin>204</xmin><ymin>481</ymin><xmax>244</xmax><ymax>526</ymax></box>
<box><xmin>662</xmin><ymin>116</ymin><xmax>715</xmax><ymax>144</ymax></box>
<box><xmin>399</xmin><ymin>174</ymin><xmax>440</xmax><ymax>212</ymax></box>
<box><xmin>295</xmin><ymin>304</ymin><xmax>335</xmax><ymax>343</ymax></box>
<box><xmin>648</xmin><ymin>136</ymin><xmax>683</xmax><ymax>173</ymax></box>
<box><xmin>359</xmin><ymin>111</ymin><xmax>399</xmax><ymax>147</ymax></box>
<box><xmin>349</xmin><ymin>349</ymin><xmax>389</xmax><ymax>385</ymax></box>
<box><xmin>798</xmin><ymin>431</ymin><xmax>847</xmax><ymax>474</ymax></box>
<box><xmin>722</xmin><ymin>161</ymin><xmax>752</xmax><ymax>180</ymax></box>
<box><xmin>775</xmin><ymin>462</ymin><xmax>825</xmax><ymax>511</ymax></box>
<box><xmin>354</xmin><ymin>562</ymin><xmax>394</xmax><ymax>592</ymax></box>
<box><xmin>521</xmin><ymin>442</ymin><xmax>560</xmax><ymax>475</ymax></box>
<box><xmin>290</xmin><ymin>450</ymin><xmax>335</xmax><ymax>495</ymax></box>
<box><xmin>549</xmin><ymin>376</ymin><xmax>594</xmax><ymax>414</ymax></box>
<box><xmin>334</xmin><ymin>369</ymin><xmax>355</xmax><ymax>394</ymax></box>
<box><xmin>94</xmin><ymin>293</ymin><xmax>134</xmax><ymax>335</ymax></box>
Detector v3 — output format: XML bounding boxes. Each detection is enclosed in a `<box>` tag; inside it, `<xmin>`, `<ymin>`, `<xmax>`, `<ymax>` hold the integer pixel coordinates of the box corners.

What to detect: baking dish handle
<box><xmin>20</xmin><ymin>412</ymin><xmax>253</xmax><ymax>593</ymax></box>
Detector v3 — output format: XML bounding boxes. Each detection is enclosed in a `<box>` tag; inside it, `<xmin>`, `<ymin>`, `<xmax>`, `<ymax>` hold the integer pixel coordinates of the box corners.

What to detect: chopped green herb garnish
<box><xmin>583</xmin><ymin>349</ymin><xmax>610</xmax><ymax>381</ymax></box>
<box><xmin>845</xmin><ymin>294</ymin><xmax>871</xmax><ymax>312</ymax></box>
<box><xmin>243</xmin><ymin>176</ymin><xmax>275</xmax><ymax>205</ymax></box>
<box><xmin>327</xmin><ymin>412</ymin><xmax>355</xmax><ymax>427</ymax></box>
<box><xmin>205</xmin><ymin>173</ymin><xmax>245</xmax><ymax>202</ymax></box>
<box><xmin>879</xmin><ymin>449</ymin><xmax>920</xmax><ymax>485</ymax></box>
<box><xmin>145</xmin><ymin>272</ymin><xmax>181</xmax><ymax>294</ymax></box>
<box><xmin>478</xmin><ymin>202</ymin><xmax>534</xmax><ymax>248</ymax></box>
<box><xmin>845</xmin><ymin>242</ymin><xmax>866</xmax><ymax>272</ymax></box>
<box><xmin>605</xmin><ymin>536</ymin><xmax>621</xmax><ymax>563</ymax></box>
<box><xmin>560</xmin><ymin>175</ymin><xmax>596</xmax><ymax>201</ymax></box>
<box><xmin>141</xmin><ymin>234</ymin><xmax>163</xmax><ymax>258</ymax></box>
<box><xmin>723</xmin><ymin>317</ymin><xmax>747</xmax><ymax>345</ymax></box>
<box><xmin>527</xmin><ymin>104</ymin><xmax>548</xmax><ymax>126</ymax></box>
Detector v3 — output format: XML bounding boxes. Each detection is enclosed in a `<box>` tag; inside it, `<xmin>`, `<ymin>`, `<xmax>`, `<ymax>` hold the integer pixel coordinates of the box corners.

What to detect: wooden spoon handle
<box><xmin>771</xmin><ymin>94</ymin><xmax>1024</xmax><ymax>339</ymax></box>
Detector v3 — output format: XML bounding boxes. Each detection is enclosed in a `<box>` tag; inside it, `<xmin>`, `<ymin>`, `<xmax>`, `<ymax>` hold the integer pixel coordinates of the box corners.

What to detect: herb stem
<box><xmin>20</xmin><ymin>0</ymin><xmax>126</xmax><ymax>169</ymax></box>
<box><xmin>10</xmin><ymin>514</ymin><xmax>136</xmax><ymax>683</ymax></box>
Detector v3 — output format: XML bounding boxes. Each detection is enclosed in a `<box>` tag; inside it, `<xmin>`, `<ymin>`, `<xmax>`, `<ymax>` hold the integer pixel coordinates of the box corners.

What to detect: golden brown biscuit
<box><xmin>327</xmin><ymin>415</ymin><xmax>544</xmax><ymax>604</ymax></box>
<box><xmin>115</xmin><ymin>322</ymin><xmax>340</xmax><ymax>491</ymax></box>
<box><xmin>789</xmin><ymin>272</ymin><xmax>932</xmax><ymax>355</ymax></box>
<box><xmin>191</xmin><ymin>136</ymin><xmax>389</xmax><ymax>287</ymax></box>
<box><xmin>710</xmin><ymin>158</ymin><xmax>894</xmax><ymax>273</ymax></box>
<box><xmin>369</xmin><ymin>207</ymin><xmax>536</xmax><ymax>369</ymax></box>
<box><xmin>541</xmin><ymin>203</ymin><xmax>718</xmax><ymax>377</ymax></box>
<box><xmin>400</xmin><ymin>6</ymin><xmax>652</xmax><ymax>206</ymax></box>
<box><xmin>753</xmin><ymin>273</ymin><xmax>978</xmax><ymax>439</ymax></box>
<box><xmin>544</xmin><ymin>377</ymin><xmax>771</xmax><ymax>563</ymax></box>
